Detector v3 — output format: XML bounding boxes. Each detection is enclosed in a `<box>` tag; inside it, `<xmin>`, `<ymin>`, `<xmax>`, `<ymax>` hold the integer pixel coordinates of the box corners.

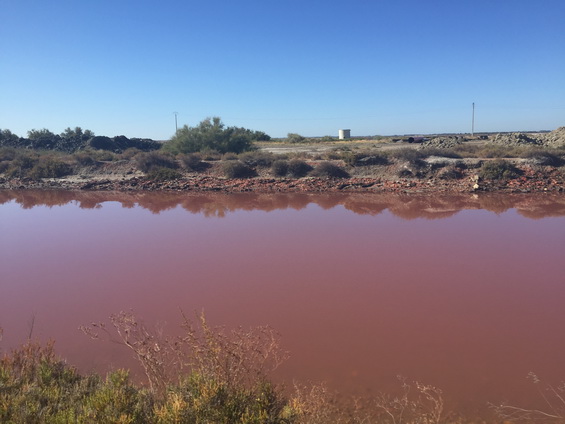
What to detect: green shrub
<box><xmin>200</xmin><ymin>149</ymin><xmax>222</xmax><ymax>161</ymax></box>
<box><xmin>90</xmin><ymin>150</ymin><xmax>117</xmax><ymax>161</ymax></box>
<box><xmin>221</xmin><ymin>161</ymin><xmax>257</xmax><ymax>178</ymax></box>
<box><xmin>179</xmin><ymin>153</ymin><xmax>208</xmax><ymax>172</ymax></box>
<box><xmin>145</xmin><ymin>167</ymin><xmax>182</xmax><ymax>181</ymax></box>
<box><xmin>286</xmin><ymin>133</ymin><xmax>307</xmax><ymax>143</ymax></box>
<box><xmin>4</xmin><ymin>153</ymin><xmax>38</xmax><ymax>178</ymax></box>
<box><xmin>239</xmin><ymin>150</ymin><xmax>275</xmax><ymax>167</ymax></box>
<box><xmin>88</xmin><ymin>135</ymin><xmax>160</xmax><ymax>153</ymax></box>
<box><xmin>479</xmin><ymin>159</ymin><xmax>522</xmax><ymax>180</ymax></box>
<box><xmin>164</xmin><ymin>117</ymin><xmax>261</xmax><ymax>154</ymax></box>
<box><xmin>310</xmin><ymin>162</ymin><xmax>350</xmax><ymax>178</ymax></box>
<box><xmin>522</xmin><ymin>150</ymin><xmax>564</xmax><ymax>166</ymax></box>
<box><xmin>271</xmin><ymin>160</ymin><xmax>289</xmax><ymax>177</ymax></box>
<box><xmin>0</xmin><ymin>146</ymin><xmax>17</xmax><ymax>161</ymax></box>
<box><xmin>390</xmin><ymin>148</ymin><xmax>425</xmax><ymax>165</ymax></box>
<box><xmin>0</xmin><ymin>129</ymin><xmax>20</xmax><ymax>146</ymax></box>
<box><xmin>28</xmin><ymin>157</ymin><xmax>73</xmax><ymax>179</ymax></box>
<box><xmin>0</xmin><ymin>326</ymin><xmax>297</xmax><ymax>423</ymax></box>
<box><xmin>72</xmin><ymin>151</ymin><xmax>97</xmax><ymax>166</ymax></box>
<box><xmin>0</xmin><ymin>341</ymin><xmax>153</xmax><ymax>423</ymax></box>
<box><xmin>156</xmin><ymin>376</ymin><xmax>287</xmax><ymax>423</ymax></box>
<box><xmin>120</xmin><ymin>147</ymin><xmax>142</xmax><ymax>160</ymax></box>
<box><xmin>287</xmin><ymin>159</ymin><xmax>313</xmax><ymax>178</ymax></box>
<box><xmin>135</xmin><ymin>151</ymin><xmax>178</xmax><ymax>172</ymax></box>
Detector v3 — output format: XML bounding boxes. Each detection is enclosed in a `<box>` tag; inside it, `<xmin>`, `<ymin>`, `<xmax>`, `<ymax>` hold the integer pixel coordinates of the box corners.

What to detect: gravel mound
<box><xmin>492</xmin><ymin>127</ymin><xmax>565</xmax><ymax>148</ymax></box>
<box><xmin>492</xmin><ymin>132</ymin><xmax>544</xmax><ymax>146</ymax></box>
<box><xmin>421</xmin><ymin>136</ymin><xmax>464</xmax><ymax>148</ymax></box>
<box><xmin>542</xmin><ymin>127</ymin><xmax>565</xmax><ymax>147</ymax></box>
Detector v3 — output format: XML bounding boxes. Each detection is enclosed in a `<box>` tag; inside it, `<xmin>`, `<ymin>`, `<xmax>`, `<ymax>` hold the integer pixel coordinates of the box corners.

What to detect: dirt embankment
<box><xmin>1</xmin><ymin>128</ymin><xmax>564</xmax><ymax>194</ymax></box>
<box><xmin>0</xmin><ymin>163</ymin><xmax>563</xmax><ymax>194</ymax></box>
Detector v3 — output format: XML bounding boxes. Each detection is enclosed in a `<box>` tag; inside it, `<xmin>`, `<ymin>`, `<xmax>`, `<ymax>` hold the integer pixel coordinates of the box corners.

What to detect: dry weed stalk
<box><xmin>374</xmin><ymin>376</ymin><xmax>444</xmax><ymax>424</ymax></box>
<box><xmin>80</xmin><ymin>310</ymin><xmax>288</xmax><ymax>397</ymax></box>
<box><xmin>290</xmin><ymin>382</ymin><xmax>380</xmax><ymax>424</ymax></box>
<box><xmin>290</xmin><ymin>382</ymin><xmax>338</xmax><ymax>423</ymax></box>
<box><xmin>491</xmin><ymin>372</ymin><xmax>565</xmax><ymax>423</ymax></box>
<box><xmin>174</xmin><ymin>309</ymin><xmax>288</xmax><ymax>389</ymax></box>
<box><xmin>81</xmin><ymin>311</ymin><xmax>171</xmax><ymax>395</ymax></box>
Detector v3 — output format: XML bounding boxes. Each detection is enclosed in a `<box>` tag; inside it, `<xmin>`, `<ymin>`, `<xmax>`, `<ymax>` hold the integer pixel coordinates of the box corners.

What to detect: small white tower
<box><xmin>338</xmin><ymin>129</ymin><xmax>351</xmax><ymax>140</ymax></box>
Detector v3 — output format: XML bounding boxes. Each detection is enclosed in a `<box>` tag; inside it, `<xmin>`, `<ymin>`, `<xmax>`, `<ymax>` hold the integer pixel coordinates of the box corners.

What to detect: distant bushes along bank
<box><xmin>0</xmin><ymin>127</ymin><xmax>160</xmax><ymax>154</ymax></box>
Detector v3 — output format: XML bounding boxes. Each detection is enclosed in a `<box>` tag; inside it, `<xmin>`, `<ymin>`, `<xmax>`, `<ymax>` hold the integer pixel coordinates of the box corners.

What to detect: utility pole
<box><xmin>471</xmin><ymin>103</ymin><xmax>475</xmax><ymax>137</ymax></box>
<box><xmin>174</xmin><ymin>112</ymin><xmax>178</xmax><ymax>133</ymax></box>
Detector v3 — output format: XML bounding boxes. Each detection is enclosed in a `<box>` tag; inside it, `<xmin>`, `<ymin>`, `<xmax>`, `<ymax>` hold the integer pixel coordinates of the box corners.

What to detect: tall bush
<box><xmin>221</xmin><ymin>161</ymin><xmax>257</xmax><ymax>178</ymax></box>
<box><xmin>271</xmin><ymin>160</ymin><xmax>289</xmax><ymax>177</ymax></box>
<box><xmin>310</xmin><ymin>162</ymin><xmax>350</xmax><ymax>178</ymax></box>
<box><xmin>164</xmin><ymin>117</ymin><xmax>266</xmax><ymax>154</ymax></box>
<box><xmin>287</xmin><ymin>159</ymin><xmax>313</xmax><ymax>178</ymax></box>
<box><xmin>286</xmin><ymin>133</ymin><xmax>306</xmax><ymax>143</ymax></box>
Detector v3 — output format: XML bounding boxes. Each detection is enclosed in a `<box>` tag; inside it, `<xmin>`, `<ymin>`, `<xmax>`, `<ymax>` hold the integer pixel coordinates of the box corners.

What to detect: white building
<box><xmin>338</xmin><ymin>129</ymin><xmax>351</xmax><ymax>140</ymax></box>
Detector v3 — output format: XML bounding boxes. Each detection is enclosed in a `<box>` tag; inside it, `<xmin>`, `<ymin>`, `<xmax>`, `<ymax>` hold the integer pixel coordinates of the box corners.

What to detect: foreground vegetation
<box><xmin>0</xmin><ymin>314</ymin><xmax>450</xmax><ymax>423</ymax></box>
<box><xmin>2</xmin><ymin>313</ymin><xmax>564</xmax><ymax>423</ymax></box>
<box><xmin>0</xmin><ymin>314</ymin><xmax>301</xmax><ymax>423</ymax></box>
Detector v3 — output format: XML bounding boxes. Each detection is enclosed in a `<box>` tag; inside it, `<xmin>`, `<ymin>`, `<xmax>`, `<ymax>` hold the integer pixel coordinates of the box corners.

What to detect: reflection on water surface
<box><xmin>1</xmin><ymin>190</ymin><xmax>564</xmax><ymax>417</ymax></box>
<box><xmin>2</xmin><ymin>189</ymin><xmax>565</xmax><ymax>218</ymax></box>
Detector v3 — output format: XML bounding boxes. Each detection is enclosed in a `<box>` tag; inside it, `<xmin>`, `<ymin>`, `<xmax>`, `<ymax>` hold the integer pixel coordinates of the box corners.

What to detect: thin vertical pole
<box><xmin>174</xmin><ymin>112</ymin><xmax>178</xmax><ymax>133</ymax></box>
<box><xmin>471</xmin><ymin>103</ymin><xmax>475</xmax><ymax>137</ymax></box>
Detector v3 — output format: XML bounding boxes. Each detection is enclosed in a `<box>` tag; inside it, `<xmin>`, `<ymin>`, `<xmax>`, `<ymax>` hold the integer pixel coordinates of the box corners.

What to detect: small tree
<box><xmin>0</xmin><ymin>129</ymin><xmax>19</xmax><ymax>146</ymax></box>
<box><xmin>26</xmin><ymin>128</ymin><xmax>61</xmax><ymax>150</ymax></box>
<box><xmin>60</xmin><ymin>126</ymin><xmax>94</xmax><ymax>141</ymax></box>
<box><xmin>286</xmin><ymin>133</ymin><xmax>306</xmax><ymax>143</ymax></box>
<box><xmin>27</xmin><ymin>128</ymin><xmax>57</xmax><ymax>140</ymax></box>
<box><xmin>59</xmin><ymin>127</ymin><xmax>95</xmax><ymax>152</ymax></box>
<box><xmin>164</xmin><ymin>117</ymin><xmax>263</xmax><ymax>154</ymax></box>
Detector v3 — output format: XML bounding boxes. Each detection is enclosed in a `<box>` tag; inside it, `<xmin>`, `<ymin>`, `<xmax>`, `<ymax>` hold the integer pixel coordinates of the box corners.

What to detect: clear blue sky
<box><xmin>1</xmin><ymin>0</ymin><xmax>564</xmax><ymax>139</ymax></box>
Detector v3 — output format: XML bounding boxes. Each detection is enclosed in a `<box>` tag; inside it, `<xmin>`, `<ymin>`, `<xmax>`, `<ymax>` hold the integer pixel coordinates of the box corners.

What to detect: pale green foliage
<box><xmin>0</xmin><ymin>341</ymin><xmax>152</xmax><ymax>422</ymax></box>
<box><xmin>164</xmin><ymin>117</ymin><xmax>265</xmax><ymax>154</ymax></box>
<box><xmin>27</xmin><ymin>128</ymin><xmax>57</xmax><ymax>140</ymax></box>
<box><xmin>286</xmin><ymin>133</ymin><xmax>306</xmax><ymax>143</ymax></box>
<box><xmin>0</xmin><ymin>129</ymin><xmax>19</xmax><ymax>144</ymax></box>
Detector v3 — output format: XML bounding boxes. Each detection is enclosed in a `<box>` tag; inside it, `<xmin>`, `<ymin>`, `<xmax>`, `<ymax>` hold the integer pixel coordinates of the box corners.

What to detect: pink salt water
<box><xmin>1</xmin><ymin>190</ymin><xmax>564</xmax><ymax>417</ymax></box>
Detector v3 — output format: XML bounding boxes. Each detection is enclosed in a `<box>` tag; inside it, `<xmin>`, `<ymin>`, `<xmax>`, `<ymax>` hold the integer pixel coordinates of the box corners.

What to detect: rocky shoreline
<box><xmin>1</xmin><ymin>164</ymin><xmax>563</xmax><ymax>194</ymax></box>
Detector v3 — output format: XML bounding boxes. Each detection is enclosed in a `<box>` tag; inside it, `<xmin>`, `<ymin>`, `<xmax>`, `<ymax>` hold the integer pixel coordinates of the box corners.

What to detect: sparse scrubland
<box><xmin>1</xmin><ymin>121</ymin><xmax>565</xmax><ymax>193</ymax></box>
